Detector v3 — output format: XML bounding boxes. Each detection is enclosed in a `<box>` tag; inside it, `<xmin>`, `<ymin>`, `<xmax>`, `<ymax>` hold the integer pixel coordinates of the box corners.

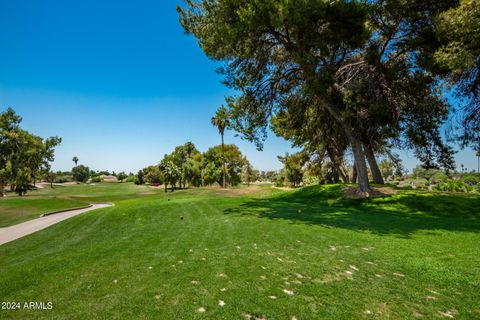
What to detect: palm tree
<box><xmin>477</xmin><ymin>149</ymin><xmax>480</xmax><ymax>173</ymax></box>
<box><xmin>211</xmin><ymin>106</ymin><xmax>230</xmax><ymax>188</ymax></box>
<box><xmin>72</xmin><ymin>156</ymin><xmax>79</xmax><ymax>166</ymax></box>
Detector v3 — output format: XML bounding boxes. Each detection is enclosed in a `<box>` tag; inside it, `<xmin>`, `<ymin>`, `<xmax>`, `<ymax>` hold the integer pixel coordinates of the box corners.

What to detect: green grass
<box><xmin>0</xmin><ymin>198</ymin><xmax>89</xmax><ymax>227</ymax></box>
<box><xmin>0</xmin><ymin>184</ymin><xmax>479</xmax><ymax>319</ymax></box>
<box><xmin>0</xmin><ymin>182</ymin><xmax>166</xmax><ymax>227</ymax></box>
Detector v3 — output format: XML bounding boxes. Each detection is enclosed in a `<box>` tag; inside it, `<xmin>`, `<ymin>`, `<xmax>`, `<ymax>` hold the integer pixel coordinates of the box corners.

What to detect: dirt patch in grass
<box><xmin>210</xmin><ymin>185</ymin><xmax>267</xmax><ymax>197</ymax></box>
<box><xmin>342</xmin><ymin>186</ymin><xmax>398</xmax><ymax>199</ymax></box>
<box><xmin>60</xmin><ymin>182</ymin><xmax>79</xmax><ymax>186</ymax></box>
<box><xmin>140</xmin><ymin>191</ymin><xmax>156</xmax><ymax>195</ymax></box>
<box><xmin>273</xmin><ymin>186</ymin><xmax>295</xmax><ymax>191</ymax></box>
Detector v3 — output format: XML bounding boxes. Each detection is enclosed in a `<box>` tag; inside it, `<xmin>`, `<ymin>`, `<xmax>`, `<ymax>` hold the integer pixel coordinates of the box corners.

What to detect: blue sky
<box><xmin>0</xmin><ymin>0</ymin><xmax>478</xmax><ymax>173</ymax></box>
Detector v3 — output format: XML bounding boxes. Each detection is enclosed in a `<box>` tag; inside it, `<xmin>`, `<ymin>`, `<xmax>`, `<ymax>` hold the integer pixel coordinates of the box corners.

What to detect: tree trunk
<box><xmin>326</xmin><ymin>147</ymin><xmax>349</xmax><ymax>184</ymax></box>
<box><xmin>338</xmin><ymin>168</ymin><xmax>349</xmax><ymax>184</ymax></box>
<box><xmin>221</xmin><ymin>134</ymin><xmax>226</xmax><ymax>188</ymax></box>
<box><xmin>363</xmin><ymin>142</ymin><xmax>384</xmax><ymax>184</ymax></box>
<box><xmin>0</xmin><ymin>182</ymin><xmax>4</xmax><ymax>197</ymax></box>
<box><xmin>340</xmin><ymin>166</ymin><xmax>350</xmax><ymax>183</ymax></box>
<box><xmin>350</xmin><ymin>137</ymin><xmax>370</xmax><ymax>192</ymax></box>
<box><xmin>352</xmin><ymin>163</ymin><xmax>357</xmax><ymax>183</ymax></box>
<box><xmin>164</xmin><ymin>181</ymin><xmax>167</xmax><ymax>193</ymax></box>
<box><xmin>311</xmin><ymin>94</ymin><xmax>370</xmax><ymax>192</ymax></box>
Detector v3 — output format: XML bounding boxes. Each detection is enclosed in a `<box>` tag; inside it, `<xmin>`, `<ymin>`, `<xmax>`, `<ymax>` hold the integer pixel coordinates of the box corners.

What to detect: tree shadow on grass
<box><xmin>223</xmin><ymin>185</ymin><xmax>480</xmax><ymax>237</ymax></box>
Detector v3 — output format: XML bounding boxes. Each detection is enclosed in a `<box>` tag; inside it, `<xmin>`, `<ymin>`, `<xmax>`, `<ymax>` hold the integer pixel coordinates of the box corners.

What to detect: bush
<box><xmin>135</xmin><ymin>170</ymin><xmax>145</xmax><ymax>185</ymax></box>
<box><xmin>90</xmin><ymin>176</ymin><xmax>102</xmax><ymax>183</ymax></box>
<box><xmin>434</xmin><ymin>180</ymin><xmax>474</xmax><ymax>193</ymax></box>
<box><xmin>461</xmin><ymin>173</ymin><xmax>480</xmax><ymax>186</ymax></box>
<box><xmin>124</xmin><ymin>176</ymin><xmax>136</xmax><ymax>183</ymax></box>
<box><xmin>72</xmin><ymin>165</ymin><xmax>90</xmax><ymax>183</ymax></box>
<box><xmin>273</xmin><ymin>170</ymin><xmax>286</xmax><ymax>187</ymax></box>
<box><xmin>54</xmin><ymin>175</ymin><xmax>73</xmax><ymax>183</ymax></box>
<box><xmin>144</xmin><ymin>166</ymin><xmax>164</xmax><ymax>185</ymax></box>
<box><xmin>117</xmin><ymin>172</ymin><xmax>128</xmax><ymax>181</ymax></box>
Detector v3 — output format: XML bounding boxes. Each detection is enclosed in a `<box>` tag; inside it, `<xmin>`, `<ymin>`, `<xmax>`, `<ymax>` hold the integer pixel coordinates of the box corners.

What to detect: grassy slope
<box><xmin>0</xmin><ymin>184</ymin><xmax>479</xmax><ymax>319</ymax></box>
<box><xmin>0</xmin><ymin>183</ymin><xmax>165</xmax><ymax>227</ymax></box>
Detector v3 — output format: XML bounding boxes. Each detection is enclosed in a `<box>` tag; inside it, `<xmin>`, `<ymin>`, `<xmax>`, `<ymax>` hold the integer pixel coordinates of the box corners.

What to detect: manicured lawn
<box><xmin>0</xmin><ymin>184</ymin><xmax>479</xmax><ymax>319</ymax></box>
<box><xmin>0</xmin><ymin>198</ymin><xmax>89</xmax><ymax>227</ymax></box>
<box><xmin>0</xmin><ymin>182</ymin><xmax>166</xmax><ymax>227</ymax></box>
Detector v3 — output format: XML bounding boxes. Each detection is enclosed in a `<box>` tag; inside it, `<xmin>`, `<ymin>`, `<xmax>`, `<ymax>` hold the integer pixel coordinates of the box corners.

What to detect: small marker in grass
<box><xmin>180</xmin><ymin>216</ymin><xmax>184</xmax><ymax>220</ymax></box>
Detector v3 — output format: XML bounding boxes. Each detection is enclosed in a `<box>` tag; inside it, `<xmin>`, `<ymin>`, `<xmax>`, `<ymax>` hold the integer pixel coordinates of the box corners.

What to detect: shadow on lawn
<box><xmin>223</xmin><ymin>185</ymin><xmax>480</xmax><ymax>237</ymax></box>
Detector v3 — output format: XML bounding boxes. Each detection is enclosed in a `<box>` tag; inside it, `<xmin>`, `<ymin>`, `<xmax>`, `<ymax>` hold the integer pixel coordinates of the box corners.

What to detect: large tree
<box><xmin>72</xmin><ymin>165</ymin><xmax>90</xmax><ymax>183</ymax></box>
<box><xmin>171</xmin><ymin>141</ymin><xmax>200</xmax><ymax>189</ymax></box>
<box><xmin>179</xmin><ymin>0</ymin><xmax>373</xmax><ymax>191</ymax></box>
<box><xmin>179</xmin><ymin>0</ymin><xmax>455</xmax><ymax>193</ymax></box>
<box><xmin>0</xmin><ymin>108</ymin><xmax>61</xmax><ymax>196</ymax></box>
<box><xmin>202</xmin><ymin>144</ymin><xmax>246</xmax><ymax>187</ymax></box>
<box><xmin>160</xmin><ymin>155</ymin><xmax>181</xmax><ymax>192</ymax></box>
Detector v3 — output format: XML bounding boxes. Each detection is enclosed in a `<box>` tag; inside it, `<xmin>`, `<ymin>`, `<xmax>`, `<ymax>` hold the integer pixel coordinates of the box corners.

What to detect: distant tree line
<box><xmin>135</xmin><ymin>142</ymin><xmax>256</xmax><ymax>192</ymax></box>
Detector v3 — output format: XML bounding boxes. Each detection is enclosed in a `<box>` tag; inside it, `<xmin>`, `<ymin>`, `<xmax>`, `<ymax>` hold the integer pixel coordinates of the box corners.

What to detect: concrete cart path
<box><xmin>0</xmin><ymin>203</ymin><xmax>113</xmax><ymax>246</ymax></box>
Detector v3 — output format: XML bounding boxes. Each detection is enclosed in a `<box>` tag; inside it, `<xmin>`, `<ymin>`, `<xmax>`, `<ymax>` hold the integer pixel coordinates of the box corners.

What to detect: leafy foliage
<box><xmin>434</xmin><ymin>180</ymin><xmax>474</xmax><ymax>193</ymax></box>
<box><xmin>178</xmin><ymin>0</ymin><xmax>457</xmax><ymax>193</ymax></box>
<box><xmin>278</xmin><ymin>152</ymin><xmax>308</xmax><ymax>187</ymax></box>
<box><xmin>202</xmin><ymin>144</ymin><xmax>246</xmax><ymax>187</ymax></box>
<box><xmin>72</xmin><ymin>165</ymin><xmax>90</xmax><ymax>183</ymax></box>
<box><xmin>0</xmin><ymin>108</ymin><xmax>61</xmax><ymax>195</ymax></box>
<box><xmin>434</xmin><ymin>0</ymin><xmax>480</xmax><ymax>146</ymax></box>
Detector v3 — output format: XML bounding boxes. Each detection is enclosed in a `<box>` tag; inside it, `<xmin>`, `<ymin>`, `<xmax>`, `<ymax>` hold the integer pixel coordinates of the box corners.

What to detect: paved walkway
<box><xmin>0</xmin><ymin>203</ymin><xmax>112</xmax><ymax>246</ymax></box>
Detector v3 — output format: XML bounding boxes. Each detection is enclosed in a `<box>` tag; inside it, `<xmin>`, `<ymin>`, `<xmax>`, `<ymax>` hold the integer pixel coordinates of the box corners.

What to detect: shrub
<box><xmin>72</xmin><ymin>165</ymin><xmax>90</xmax><ymax>183</ymax></box>
<box><xmin>434</xmin><ymin>180</ymin><xmax>474</xmax><ymax>193</ymax></box>
<box><xmin>124</xmin><ymin>176</ymin><xmax>136</xmax><ymax>183</ymax></box>
<box><xmin>135</xmin><ymin>170</ymin><xmax>145</xmax><ymax>185</ymax></box>
<box><xmin>54</xmin><ymin>175</ymin><xmax>73</xmax><ymax>183</ymax></box>
<box><xmin>117</xmin><ymin>172</ymin><xmax>128</xmax><ymax>181</ymax></box>
<box><xmin>273</xmin><ymin>170</ymin><xmax>286</xmax><ymax>187</ymax></box>
<box><xmin>144</xmin><ymin>166</ymin><xmax>164</xmax><ymax>185</ymax></box>
<box><xmin>461</xmin><ymin>173</ymin><xmax>480</xmax><ymax>186</ymax></box>
<box><xmin>90</xmin><ymin>176</ymin><xmax>102</xmax><ymax>183</ymax></box>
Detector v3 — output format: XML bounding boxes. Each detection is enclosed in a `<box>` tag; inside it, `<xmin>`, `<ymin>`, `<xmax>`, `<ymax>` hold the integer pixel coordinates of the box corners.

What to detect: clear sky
<box><xmin>0</xmin><ymin>0</ymin><xmax>478</xmax><ymax>174</ymax></box>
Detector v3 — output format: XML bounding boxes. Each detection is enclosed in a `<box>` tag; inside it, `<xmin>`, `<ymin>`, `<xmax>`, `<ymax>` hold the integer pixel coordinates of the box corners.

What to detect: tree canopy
<box><xmin>178</xmin><ymin>0</ymin><xmax>458</xmax><ymax>193</ymax></box>
<box><xmin>433</xmin><ymin>0</ymin><xmax>480</xmax><ymax>147</ymax></box>
<box><xmin>0</xmin><ymin>108</ymin><xmax>61</xmax><ymax>196</ymax></box>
